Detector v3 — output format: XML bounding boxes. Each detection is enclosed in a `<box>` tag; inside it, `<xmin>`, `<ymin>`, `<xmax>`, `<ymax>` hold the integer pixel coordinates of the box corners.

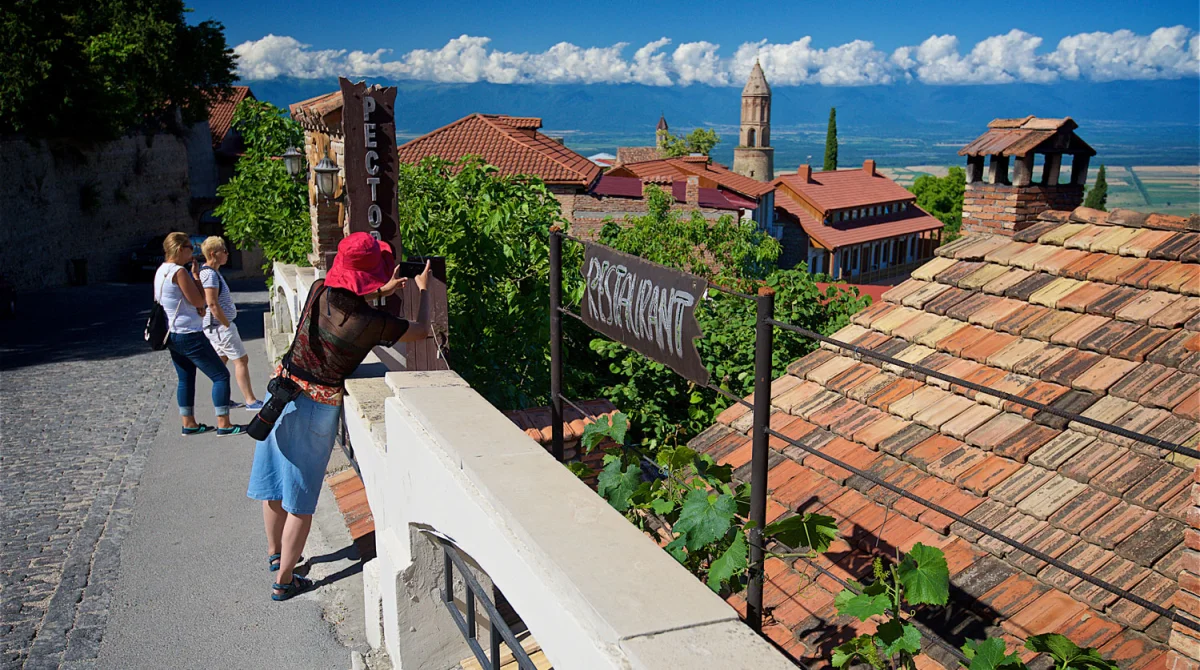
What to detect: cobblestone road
<box><xmin>0</xmin><ymin>281</ymin><xmax>263</xmax><ymax>669</ymax></box>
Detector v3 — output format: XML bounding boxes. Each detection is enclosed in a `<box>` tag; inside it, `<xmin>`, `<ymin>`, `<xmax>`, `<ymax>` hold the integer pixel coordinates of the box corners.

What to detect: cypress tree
<box><xmin>823</xmin><ymin>107</ymin><xmax>838</xmax><ymax>171</ymax></box>
<box><xmin>1083</xmin><ymin>164</ymin><xmax>1108</xmax><ymax>211</ymax></box>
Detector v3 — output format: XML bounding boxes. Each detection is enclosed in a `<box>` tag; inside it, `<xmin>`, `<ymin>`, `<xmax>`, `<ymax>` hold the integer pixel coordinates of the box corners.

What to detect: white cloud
<box><xmin>232</xmin><ymin>26</ymin><xmax>1200</xmax><ymax>86</ymax></box>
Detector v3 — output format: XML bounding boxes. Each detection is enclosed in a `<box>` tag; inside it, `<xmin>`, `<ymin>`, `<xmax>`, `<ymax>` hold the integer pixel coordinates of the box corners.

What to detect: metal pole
<box><xmin>549</xmin><ymin>227</ymin><xmax>565</xmax><ymax>462</ymax></box>
<box><xmin>746</xmin><ymin>286</ymin><xmax>775</xmax><ymax>632</ymax></box>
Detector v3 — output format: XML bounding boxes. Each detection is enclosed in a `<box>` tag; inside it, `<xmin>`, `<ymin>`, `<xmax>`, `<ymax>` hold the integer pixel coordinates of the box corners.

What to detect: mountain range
<box><xmin>242</xmin><ymin>78</ymin><xmax>1200</xmax><ymax>168</ymax></box>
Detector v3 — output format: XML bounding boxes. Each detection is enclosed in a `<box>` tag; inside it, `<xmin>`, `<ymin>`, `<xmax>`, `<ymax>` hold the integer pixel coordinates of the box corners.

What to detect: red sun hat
<box><xmin>324</xmin><ymin>233</ymin><xmax>393</xmax><ymax>296</ymax></box>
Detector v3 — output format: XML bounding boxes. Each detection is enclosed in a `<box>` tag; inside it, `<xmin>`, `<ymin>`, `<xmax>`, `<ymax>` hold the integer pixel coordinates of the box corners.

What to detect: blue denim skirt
<box><xmin>246</xmin><ymin>392</ymin><xmax>342</xmax><ymax>515</ymax></box>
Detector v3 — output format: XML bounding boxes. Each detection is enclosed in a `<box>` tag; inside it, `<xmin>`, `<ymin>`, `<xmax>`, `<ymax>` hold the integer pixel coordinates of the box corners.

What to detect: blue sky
<box><xmin>186</xmin><ymin>0</ymin><xmax>1200</xmax><ymax>86</ymax></box>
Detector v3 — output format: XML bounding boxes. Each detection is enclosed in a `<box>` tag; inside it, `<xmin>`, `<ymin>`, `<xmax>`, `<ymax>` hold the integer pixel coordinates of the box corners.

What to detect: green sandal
<box><xmin>268</xmin><ymin>553</ymin><xmax>304</xmax><ymax>572</ymax></box>
<box><xmin>272</xmin><ymin>574</ymin><xmax>314</xmax><ymax>601</ymax></box>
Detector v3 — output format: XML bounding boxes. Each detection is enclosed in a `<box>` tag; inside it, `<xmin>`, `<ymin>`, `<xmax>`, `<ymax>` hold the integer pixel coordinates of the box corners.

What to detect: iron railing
<box><xmin>438</xmin><ymin>537</ymin><xmax>537</xmax><ymax>670</ymax></box>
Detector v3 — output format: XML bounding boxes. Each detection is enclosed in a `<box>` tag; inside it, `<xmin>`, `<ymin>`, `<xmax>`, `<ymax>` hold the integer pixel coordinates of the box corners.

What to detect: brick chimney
<box><xmin>863</xmin><ymin>159</ymin><xmax>876</xmax><ymax>176</ymax></box>
<box><xmin>797</xmin><ymin>164</ymin><xmax>811</xmax><ymax>182</ymax></box>
<box><xmin>685</xmin><ymin>176</ymin><xmax>700</xmax><ymax>206</ymax></box>
<box><xmin>960</xmin><ymin>117</ymin><xmax>1090</xmax><ymax>237</ymax></box>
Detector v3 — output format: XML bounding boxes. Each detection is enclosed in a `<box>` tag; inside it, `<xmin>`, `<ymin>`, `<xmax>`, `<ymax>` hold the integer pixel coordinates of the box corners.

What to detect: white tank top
<box><xmin>154</xmin><ymin>263</ymin><xmax>204</xmax><ymax>333</ymax></box>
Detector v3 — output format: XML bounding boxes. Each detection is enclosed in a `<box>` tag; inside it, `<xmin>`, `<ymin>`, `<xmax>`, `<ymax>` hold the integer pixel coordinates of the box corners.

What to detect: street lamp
<box><xmin>280</xmin><ymin>147</ymin><xmax>304</xmax><ymax>177</ymax></box>
<box><xmin>313</xmin><ymin>156</ymin><xmax>340</xmax><ymax>200</ymax></box>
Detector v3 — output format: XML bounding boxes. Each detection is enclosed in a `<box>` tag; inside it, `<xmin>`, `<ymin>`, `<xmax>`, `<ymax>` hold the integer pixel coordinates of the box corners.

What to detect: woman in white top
<box><xmin>153</xmin><ymin>232</ymin><xmax>246</xmax><ymax>436</ymax></box>
<box><xmin>199</xmin><ymin>236</ymin><xmax>262</xmax><ymax>411</ymax></box>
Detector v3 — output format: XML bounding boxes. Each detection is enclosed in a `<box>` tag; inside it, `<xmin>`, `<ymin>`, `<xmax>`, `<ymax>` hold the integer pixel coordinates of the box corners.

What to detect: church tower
<box><xmin>655</xmin><ymin>113</ymin><xmax>669</xmax><ymax>151</ymax></box>
<box><xmin>733</xmin><ymin>61</ymin><xmax>774</xmax><ymax>181</ymax></box>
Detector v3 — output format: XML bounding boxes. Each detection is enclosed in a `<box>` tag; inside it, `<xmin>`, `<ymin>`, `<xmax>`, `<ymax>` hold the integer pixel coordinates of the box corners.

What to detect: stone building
<box><xmin>959</xmin><ymin>116</ymin><xmax>1094</xmax><ymax>237</ymax></box>
<box><xmin>773</xmin><ymin>160</ymin><xmax>944</xmax><ymax>277</ymax></box>
<box><xmin>606</xmin><ymin>154</ymin><xmax>775</xmax><ymax>234</ymax></box>
<box><xmin>732</xmin><ymin>61</ymin><xmax>774</xmax><ymax>182</ymax></box>
<box><xmin>288</xmin><ymin>90</ymin><xmax>348</xmax><ymax>270</ymax></box>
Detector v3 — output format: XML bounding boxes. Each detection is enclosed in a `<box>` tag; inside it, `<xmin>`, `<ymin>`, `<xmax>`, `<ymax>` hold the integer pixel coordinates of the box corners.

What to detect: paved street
<box><xmin>1</xmin><ymin>280</ymin><xmax>363</xmax><ymax>669</ymax></box>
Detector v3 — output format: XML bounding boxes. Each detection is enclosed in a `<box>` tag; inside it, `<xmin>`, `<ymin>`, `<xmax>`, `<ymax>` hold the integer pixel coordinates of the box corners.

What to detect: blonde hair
<box><xmin>163</xmin><ymin>232</ymin><xmax>191</xmax><ymax>261</ymax></box>
<box><xmin>201</xmin><ymin>236</ymin><xmax>226</xmax><ymax>262</ymax></box>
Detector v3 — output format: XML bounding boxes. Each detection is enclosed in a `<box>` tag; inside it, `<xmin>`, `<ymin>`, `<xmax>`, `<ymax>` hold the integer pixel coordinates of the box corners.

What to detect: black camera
<box><xmin>246</xmin><ymin>376</ymin><xmax>304</xmax><ymax>441</ymax></box>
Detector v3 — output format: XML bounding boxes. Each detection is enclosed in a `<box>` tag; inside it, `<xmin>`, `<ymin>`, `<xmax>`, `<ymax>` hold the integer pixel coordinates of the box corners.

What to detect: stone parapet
<box><xmin>334</xmin><ymin>363</ymin><xmax>797</xmax><ymax>669</ymax></box>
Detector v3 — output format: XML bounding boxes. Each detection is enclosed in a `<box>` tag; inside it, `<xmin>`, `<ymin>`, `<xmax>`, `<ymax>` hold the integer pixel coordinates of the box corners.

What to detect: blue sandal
<box><xmin>181</xmin><ymin>424</ymin><xmax>214</xmax><ymax>436</ymax></box>
<box><xmin>272</xmin><ymin>574</ymin><xmax>314</xmax><ymax>601</ymax></box>
<box><xmin>268</xmin><ymin>553</ymin><xmax>304</xmax><ymax>572</ymax></box>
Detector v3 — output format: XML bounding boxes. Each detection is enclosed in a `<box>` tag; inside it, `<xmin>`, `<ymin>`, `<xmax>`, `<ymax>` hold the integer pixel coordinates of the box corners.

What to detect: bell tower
<box><xmin>733</xmin><ymin>60</ymin><xmax>774</xmax><ymax>181</ymax></box>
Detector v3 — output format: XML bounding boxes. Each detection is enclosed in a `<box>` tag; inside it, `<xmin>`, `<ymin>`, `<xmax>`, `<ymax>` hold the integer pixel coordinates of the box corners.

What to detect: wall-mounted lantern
<box><xmin>313</xmin><ymin>157</ymin><xmax>341</xmax><ymax>200</ymax></box>
<box><xmin>280</xmin><ymin>147</ymin><xmax>304</xmax><ymax>177</ymax></box>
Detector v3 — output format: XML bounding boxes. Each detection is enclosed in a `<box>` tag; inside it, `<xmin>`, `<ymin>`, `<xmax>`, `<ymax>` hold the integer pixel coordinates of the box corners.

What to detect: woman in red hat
<box><xmin>247</xmin><ymin>232</ymin><xmax>432</xmax><ymax>601</ymax></box>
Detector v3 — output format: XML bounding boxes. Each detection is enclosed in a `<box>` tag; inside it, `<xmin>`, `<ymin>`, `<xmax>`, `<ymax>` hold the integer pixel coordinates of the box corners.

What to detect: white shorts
<box><xmin>204</xmin><ymin>322</ymin><xmax>248</xmax><ymax>360</ymax></box>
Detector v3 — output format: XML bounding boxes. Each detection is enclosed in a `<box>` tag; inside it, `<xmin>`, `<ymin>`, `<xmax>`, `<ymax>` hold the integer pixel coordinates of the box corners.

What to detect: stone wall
<box><xmin>779</xmin><ymin>222</ymin><xmax>809</xmax><ymax>270</ymax></box>
<box><xmin>961</xmin><ymin>182</ymin><xmax>1084</xmax><ymax>237</ymax></box>
<box><xmin>552</xmin><ymin>187</ymin><xmax>737</xmax><ymax>240</ymax></box>
<box><xmin>0</xmin><ymin>134</ymin><xmax>194</xmax><ymax>290</ymax></box>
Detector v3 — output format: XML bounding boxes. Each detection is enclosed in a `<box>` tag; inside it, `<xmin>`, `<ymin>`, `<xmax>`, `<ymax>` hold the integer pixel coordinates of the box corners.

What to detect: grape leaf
<box><xmin>876</xmin><ymin>620</ymin><xmax>921</xmax><ymax>657</ymax></box>
<box><xmin>565</xmin><ymin>461</ymin><xmax>594</xmax><ymax>479</ymax></box>
<box><xmin>649</xmin><ymin>498</ymin><xmax>676</xmax><ymax>515</ymax></box>
<box><xmin>834</xmin><ymin>589</ymin><xmax>891</xmax><ymax>621</ymax></box>
<box><xmin>896</xmin><ymin>543</ymin><xmax>950</xmax><ymax>606</ymax></box>
<box><xmin>706</xmin><ymin>530</ymin><xmax>748</xmax><ymax>592</ymax></box>
<box><xmin>673</xmin><ymin>488</ymin><xmax>736</xmax><ymax>551</ymax></box>
<box><xmin>1025</xmin><ymin>634</ymin><xmax>1115</xmax><ymax>670</ymax></box>
<box><xmin>764</xmin><ymin>513</ymin><xmax>839</xmax><ymax>553</ymax></box>
<box><xmin>832</xmin><ymin>635</ymin><xmax>879</xmax><ymax>669</ymax></box>
<box><xmin>597</xmin><ymin>459</ymin><xmax>641</xmax><ymax>512</ymax></box>
<box><xmin>963</xmin><ymin>638</ymin><xmax>1026</xmax><ymax>670</ymax></box>
<box><xmin>664</xmin><ymin>536</ymin><xmax>687</xmax><ymax>563</ymax></box>
<box><xmin>608</xmin><ymin>412</ymin><xmax>628</xmax><ymax>444</ymax></box>
<box><xmin>581</xmin><ymin>416</ymin><xmax>610</xmax><ymax>451</ymax></box>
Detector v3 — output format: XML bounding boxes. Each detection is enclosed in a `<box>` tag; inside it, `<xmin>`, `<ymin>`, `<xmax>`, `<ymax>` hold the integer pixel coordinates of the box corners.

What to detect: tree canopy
<box><xmin>0</xmin><ymin>0</ymin><xmax>236</xmax><ymax>140</ymax></box>
<box><xmin>213</xmin><ymin>100</ymin><xmax>309</xmax><ymax>269</ymax></box>
<box><xmin>824</xmin><ymin>108</ymin><xmax>838</xmax><ymax>171</ymax></box>
<box><xmin>910</xmin><ymin>167</ymin><xmax>966</xmax><ymax>243</ymax></box>
<box><xmin>1084</xmin><ymin>164</ymin><xmax>1108</xmax><ymax>211</ymax></box>
<box><xmin>660</xmin><ymin>128</ymin><xmax>721</xmax><ymax>157</ymax></box>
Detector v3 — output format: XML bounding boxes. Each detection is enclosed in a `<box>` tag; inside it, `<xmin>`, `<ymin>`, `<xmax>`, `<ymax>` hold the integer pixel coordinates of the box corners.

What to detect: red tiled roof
<box><xmin>775</xmin><ymin>167</ymin><xmax>917</xmax><ymax>213</ymax></box>
<box><xmin>695</xmin><ymin>205</ymin><xmax>1200</xmax><ymax>668</ymax></box>
<box><xmin>776</xmin><ymin>192</ymin><xmax>942</xmax><ymax>250</ymax></box>
<box><xmin>609</xmin><ymin>157</ymin><xmax>774</xmax><ymax>199</ymax></box>
<box><xmin>204</xmin><ymin>85</ymin><xmax>253</xmax><ymax>149</ymax></box>
<box><xmin>960</xmin><ymin>116</ymin><xmax>1096</xmax><ymax>158</ymax></box>
<box><xmin>505</xmin><ymin>399</ymin><xmax>617</xmax><ymax>488</ymax></box>
<box><xmin>589</xmin><ymin>175</ymin><xmax>756</xmax><ymax>212</ymax></box>
<box><xmin>288</xmin><ymin>90</ymin><xmax>344</xmax><ymax>132</ymax></box>
<box><xmin>396</xmin><ymin>114</ymin><xmax>601</xmax><ymax>187</ymax></box>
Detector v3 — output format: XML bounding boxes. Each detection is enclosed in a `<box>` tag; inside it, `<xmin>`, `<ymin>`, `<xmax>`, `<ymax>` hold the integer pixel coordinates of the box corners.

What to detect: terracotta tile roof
<box><xmin>504</xmin><ymin>399</ymin><xmax>617</xmax><ymax>487</ymax></box>
<box><xmin>697</xmin><ymin>205</ymin><xmax>1200</xmax><ymax>668</ymax></box>
<box><xmin>775</xmin><ymin>167</ymin><xmax>919</xmax><ymax>213</ymax></box>
<box><xmin>288</xmin><ymin>90</ymin><xmax>344</xmax><ymax>133</ymax></box>
<box><xmin>960</xmin><ymin>116</ymin><xmax>1096</xmax><ymax>158</ymax></box>
<box><xmin>608</xmin><ymin>156</ymin><xmax>774</xmax><ymax>198</ymax></box>
<box><xmin>204</xmin><ymin>85</ymin><xmax>253</xmax><ymax>149</ymax></box>
<box><xmin>589</xmin><ymin>175</ymin><xmax>755</xmax><ymax>211</ymax></box>
<box><xmin>396</xmin><ymin>114</ymin><xmax>601</xmax><ymax>187</ymax></box>
<box><xmin>776</xmin><ymin>191</ymin><xmax>942</xmax><ymax>250</ymax></box>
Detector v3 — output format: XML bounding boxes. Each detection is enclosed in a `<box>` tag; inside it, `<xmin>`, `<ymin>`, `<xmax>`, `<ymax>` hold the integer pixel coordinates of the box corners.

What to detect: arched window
<box><xmin>747</xmin><ymin>128</ymin><xmax>756</xmax><ymax>147</ymax></box>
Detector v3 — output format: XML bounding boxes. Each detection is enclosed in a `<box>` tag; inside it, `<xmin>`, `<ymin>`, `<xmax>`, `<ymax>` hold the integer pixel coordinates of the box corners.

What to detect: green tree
<box><xmin>910</xmin><ymin>167</ymin><xmax>966</xmax><ymax>243</ymax></box>
<box><xmin>213</xmin><ymin>100</ymin><xmax>309</xmax><ymax>270</ymax></box>
<box><xmin>824</xmin><ymin>107</ymin><xmax>838</xmax><ymax>171</ymax></box>
<box><xmin>0</xmin><ymin>0</ymin><xmax>236</xmax><ymax>140</ymax></box>
<box><xmin>660</xmin><ymin>128</ymin><xmax>722</xmax><ymax>157</ymax></box>
<box><xmin>593</xmin><ymin>186</ymin><xmax>869</xmax><ymax>447</ymax></box>
<box><xmin>1084</xmin><ymin>164</ymin><xmax>1108</xmax><ymax>211</ymax></box>
<box><xmin>395</xmin><ymin>156</ymin><xmax>589</xmax><ymax>409</ymax></box>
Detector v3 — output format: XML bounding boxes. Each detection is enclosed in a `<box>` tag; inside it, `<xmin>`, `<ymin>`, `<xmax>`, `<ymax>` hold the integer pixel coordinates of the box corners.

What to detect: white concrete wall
<box><xmin>340</xmin><ymin>368</ymin><xmax>795</xmax><ymax>670</ymax></box>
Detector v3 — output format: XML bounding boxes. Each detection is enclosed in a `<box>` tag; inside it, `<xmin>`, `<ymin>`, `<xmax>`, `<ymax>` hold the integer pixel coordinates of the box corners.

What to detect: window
<box><xmin>851</xmin><ymin>210</ymin><xmax>858</xmax><ymax>220</ymax></box>
<box><xmin>747</xmin><ymin>128</ymin><xmax>756</xmax><ymax>147</ymax></box>
<box><xmin>873</xmin><ymin>244</ymin><xmax>880</xmax><ymax>266</ymax></box>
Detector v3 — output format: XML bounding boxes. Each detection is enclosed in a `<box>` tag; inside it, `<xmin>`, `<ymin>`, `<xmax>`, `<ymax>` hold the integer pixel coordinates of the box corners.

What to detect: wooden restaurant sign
<box><xmin>581</xmin><ymin>243</ymin><xmax>710</xmax><ymax>385</ymax></box>
<box><xmin>338</xmin><ymin>77</ymin><xmax>401</xmax><ymax>257</ymax></box>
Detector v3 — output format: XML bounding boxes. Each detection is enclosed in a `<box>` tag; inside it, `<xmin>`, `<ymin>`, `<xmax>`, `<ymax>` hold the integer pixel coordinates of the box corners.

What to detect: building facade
<box><xmin>773</xmin><ymin>160</ymin><xmax>944</xmax><ymax>279</ymax></box>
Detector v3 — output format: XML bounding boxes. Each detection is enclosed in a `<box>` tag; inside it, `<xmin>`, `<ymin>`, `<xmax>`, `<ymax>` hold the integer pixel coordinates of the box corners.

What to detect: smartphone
<box><xmin>395</xmin><ymin>260</ymin><xmax>425</xmax><ymax>279</ymax></box>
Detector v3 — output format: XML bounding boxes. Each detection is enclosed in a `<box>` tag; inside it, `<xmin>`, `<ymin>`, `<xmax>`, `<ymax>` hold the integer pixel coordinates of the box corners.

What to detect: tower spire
<box><xmin>733</xmin><ymin>59</ymin><xmax>774</xmax><ymax>181</ymax></box>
